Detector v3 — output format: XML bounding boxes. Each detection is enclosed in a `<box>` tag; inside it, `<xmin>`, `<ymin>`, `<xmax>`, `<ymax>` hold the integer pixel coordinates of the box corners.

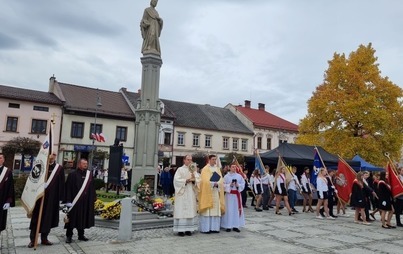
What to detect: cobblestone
<box><xmin>1</xmin><ymin>203</ymin><xmax>403</xmax><ymax>254</ymax></box>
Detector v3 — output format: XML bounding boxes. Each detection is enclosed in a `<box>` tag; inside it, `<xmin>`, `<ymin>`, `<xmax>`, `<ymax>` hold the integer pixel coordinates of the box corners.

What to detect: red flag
<box><xmin>99</xmin><ymin>133</ymin><xmax>106</xmax><ymax>142</ymax></box>
<box><xmin>334</xmin><ymin>158</ymin><xmax>357</xmax><ymax>203</ymax></box>
<box><xmin>386</xmin><ymin>162</ymin><xmax>403</xmax><ymax>198</ymax></box>
<box><xmin>232</xmin><ymin>156</ymin><xmax>247</xmax><ymax>179</ymax></box>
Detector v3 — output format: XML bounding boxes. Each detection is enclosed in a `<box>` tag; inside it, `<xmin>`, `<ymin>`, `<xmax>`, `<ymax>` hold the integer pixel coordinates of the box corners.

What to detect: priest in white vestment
<box><xmin>173</xmin><ymin>155</ymin><xmax>200</xmax><ymax>236</ymax></box>
<box><xmin>221</xmin><ymin>164</ymin><xmax>245</xmax><ymax>232</ymax></box>
<box><xmin>199</xmin><ymin>155</ymin><xmax>225</xmax><ymax>233</ymax></box>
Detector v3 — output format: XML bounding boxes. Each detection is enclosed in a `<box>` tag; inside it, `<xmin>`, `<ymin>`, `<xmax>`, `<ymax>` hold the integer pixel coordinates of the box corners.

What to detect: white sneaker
<box><xmin>327</xmin><ymin>216</ymin><xmax>335</xmax><ymax>220</ymax></box>
<box><xmin>316</xmin><ymin>215</ymin><xmax>324</xmax><ymax>219</ymax></box>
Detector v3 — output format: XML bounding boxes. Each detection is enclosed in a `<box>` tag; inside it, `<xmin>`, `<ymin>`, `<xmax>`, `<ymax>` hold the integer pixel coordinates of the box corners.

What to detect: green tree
<box><xmin>1</xmin><ymin>137</ymin><xmax>41</xmax><ymax>155</ymax></box>
<box><xmin>223</xmin><ymin>152</ymin><xmax>244</xmax><ymax>166</ymax></box>
<box><xmin>297</xmin><ymin>43</ymin><xmax>403</xmax><ymax>165</ymax></box>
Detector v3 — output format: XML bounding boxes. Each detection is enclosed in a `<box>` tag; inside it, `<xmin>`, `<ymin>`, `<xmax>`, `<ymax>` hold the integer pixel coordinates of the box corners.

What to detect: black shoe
<box><xmin>66</xmin><ymin>237</ymin><xmax>72</xmax><ymax>244</ymax></box>
<box><xmin>178</xmin><ymin>232</ymin><xmax>185</xmax><ymax>237</ymax></box>
<box><xmin>27</xmin><ymin>242</ymin><xmax>35</xmax><ymax>248</ymax></box>
<box><xmin>242</xmin><ymin>205</ymin><xmax>248</xmax><ymax>208</ymax></box>
<box><xmin>78</xmin><ymin>236</ymin><xmax>89</xmax><ymax>241</ymax></box>
<box><xmin>226</xmin><ymin>228</ymin><xmax>231</xmax><ymax>232</ymax></box>
<box><xmin>279</xmin><ymin>206</ymin><xmax>284</xmax><ymax>209</ymax></box>
<box><xmin>331</xmin><ymin>215</ymin><xmax>338</xmax><ymax>219</ymax></box>
<box><xmin>233</xmin><ymin>228</ymin><xmax>240</xmax><ymax>233</ymax></box>
<box><xmin>185</xmin><ymin>231</ymin><xmax>192</xmax><ymax>236</ymax></box>
<box><xmin>292</xmin><ymin>209</ymin><xmax>299</xmax><ymax>213</ymax></box>
<box><xmin>396</xmin><ymin>223</ymin><xmax>403</xmax><ymax>227</ymax></box>
<box><xmin>210</xmin><ymin>230</ymin><xmax>220</xmax><ymax>233</ymax></box>
<box><xmin>268</xmin><ymin>205</ymin><xmax>274</xmax><ymax>208</ymax></box>
<box><xmin>255</xmin><ymin>208</ymin><xmax>262</xmax><ymax>212</ymax></box>
<box><xmin>251</xmin><ymin>203</ymin><xmax>255</xmax><ymax>206</ymax></box>
<box><xmin>201</xmin><ymin>231</ymin><xmax>211</xmax><ymax>234</ymax></box>
<box><xmin>41</xmin><ymin>240</ymin><xmax>53</xmax><ymax>246</ymax></box>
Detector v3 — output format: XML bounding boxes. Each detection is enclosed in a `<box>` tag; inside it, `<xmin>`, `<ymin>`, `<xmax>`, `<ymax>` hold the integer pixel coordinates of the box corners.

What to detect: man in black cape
<box><xmin>64</xmin><ymin>158</ymin><xmax>96</xmax><ymax>243</ymax></box>
<box><xmin>0</xmin><ymin>153</ymin><xmax>15</xmax><ymax>233</ymax></box>
<box><xmin>28</xmin><ymin>153</ymin><xmax>65</xmax><ymax>247</ymax></box>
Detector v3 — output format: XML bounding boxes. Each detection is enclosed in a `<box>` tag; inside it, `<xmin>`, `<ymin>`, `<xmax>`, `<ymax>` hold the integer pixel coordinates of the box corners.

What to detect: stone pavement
<box><xmin>1</xmin><ymin>205</ymin><xmax>402</xmax><ymax>254</ymax></box>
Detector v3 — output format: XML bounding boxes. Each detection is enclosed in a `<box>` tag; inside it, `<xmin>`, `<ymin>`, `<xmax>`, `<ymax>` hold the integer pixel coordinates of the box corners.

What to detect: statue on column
<box><xmin>140</xmin><ymin>0</ymin><xmax>163</xmax><ymax>56</ymax></box>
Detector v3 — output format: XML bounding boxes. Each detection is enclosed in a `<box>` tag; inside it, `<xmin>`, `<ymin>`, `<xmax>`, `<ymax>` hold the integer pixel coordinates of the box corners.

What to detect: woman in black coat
<box><xmin>350</xmin><ymin>172</ymin><xmax>370</xmax><ymax>225</ymax></box>
<box><xmin>378</xmin><ymin>171</ymin><xmax>395</xmax><ymax>229</ymax></box>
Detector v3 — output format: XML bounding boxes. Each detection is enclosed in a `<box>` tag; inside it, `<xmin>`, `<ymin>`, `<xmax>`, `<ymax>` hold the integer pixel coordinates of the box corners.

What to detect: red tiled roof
<box><xmin>235</xmin><ymin>106</ymin><xmax>298</xmax><ymax>132</ymax></box>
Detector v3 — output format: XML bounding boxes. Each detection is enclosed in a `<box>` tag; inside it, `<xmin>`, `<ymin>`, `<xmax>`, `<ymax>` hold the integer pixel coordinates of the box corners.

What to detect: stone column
<box><xmin>132</xmin><ymin>54</ymin><xmax>162</xmax><ymax>193</ymax></box>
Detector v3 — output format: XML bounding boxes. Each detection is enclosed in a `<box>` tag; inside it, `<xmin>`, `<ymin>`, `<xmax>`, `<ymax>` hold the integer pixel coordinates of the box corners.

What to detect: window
<box><xmin>116</xmin><ymin>126</ymin><xmax>128</xmax><ymax>141</ymax></box>
<box><xmin>8</xmin><ymin>103</ymin><xmax>20</xmax><ymax>108</ymax></box>
<box><xmin>223</xmin><ymin>137</ymin><xmax>229</xmax><ymax>150</ymax></box>
<box><xmin>192</xmin><ymin>134</ymin><xmax>200</xmax><ymax>147</ymax></box>
<box><xmin>205</xmin><ymin>135</ymin><xmax>212</xmax><ymax>148</ymax></box>
<box><xmin>164</xmin><ymin>132</ymin><xmax>171</xmax><ymax>145</ymax></box>
<box><xmin>33</xmin><ymin>106</ymin><xmax>49</xmax><ymax>112</ymax></box>
<box><xmin>257</xmin><ymin>137</ymin><xmax>262</xmax><ymax>149</ymax></box>
<box><xmin>177</xmin><ymin>132</ymin><xmax>185</xmax><ymax>146</ymax></box>
<box><xmin>89</xmin><ymin>123</ymin><xmax>102</xmax><ymax>138</ymax></box>
<box><xmin>6</xmin><ymin>117</ymin><xmax>18</xmax><ymax>132</ymax></box>
<box><xmin>71</xmin><ymin>122</ymin><xmax>84</xmax><ymax>138</ymax></box>
<box><xmin>279</xmin><ymin>139</ymin><xmax>288</xmax><ymax>144</ymax></box>
<box><xmin>31</xmin><ymin>119</ymin><xmax>47</xmax><ymax>134</ymax></box>
<box><xmin>241</xmin><ymin>139</ymin><xmax>248</xmax><ymax>151</ymax></box>
<box><xmin>232</xmin><ymin>138</ymin><xmax>239</xmax><ymax>150</ymax></box>
<box><xmin>267</xmin><ymin>138</ymin><xmax>272</xmax><ymax>150</ymax></box>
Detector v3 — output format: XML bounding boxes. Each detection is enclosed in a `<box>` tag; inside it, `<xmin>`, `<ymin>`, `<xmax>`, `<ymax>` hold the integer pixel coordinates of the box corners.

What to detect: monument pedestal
<box><xmin>132</xmin><ymin>54</ymin><xmax>163</xmax><ymax>193</ymax></box>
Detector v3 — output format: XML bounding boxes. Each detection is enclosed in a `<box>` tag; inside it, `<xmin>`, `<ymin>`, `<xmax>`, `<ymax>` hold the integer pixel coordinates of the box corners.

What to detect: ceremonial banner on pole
<box><xmin>254</xmin><ymin>150</ymin><xmax>265</xmax><ymax>175</ymax></box>
<box><xmin>386</xmin><ymin>162</ymin><xmax>403</xmax><ymax>198</ymax></box>
<box><xmin>232</xmin><ymin>156</ymin><xmax>247</xmax><ymax>179</ymax></box>
<box><xmin>311</xmin><ymin>148</ymin><xmax>323</xmax><ymax>188</ymax></box>
<box><xmin>21</xmin><ymin>125</ymin><xmax>52</xmax><ymax>215</ymax></box>
<box><xmin>335</xmin><ymin>157</ymin><xmax>356</xmax><ymax>203</ymax></box>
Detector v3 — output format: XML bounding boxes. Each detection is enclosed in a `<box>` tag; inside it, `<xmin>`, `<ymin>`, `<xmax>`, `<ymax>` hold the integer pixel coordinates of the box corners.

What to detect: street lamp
<box><xmin>89</xmin><ymin>89</ymin><xmax>102</xmax><ymax>170</ymax></box>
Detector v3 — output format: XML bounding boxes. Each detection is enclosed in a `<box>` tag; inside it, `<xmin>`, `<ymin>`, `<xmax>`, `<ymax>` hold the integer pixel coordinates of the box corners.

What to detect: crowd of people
<box><xmin>0</xmin><ymin>153</ymin><xmax>96</xmax><ymax>248</ymax></box>
<box><xmin>172</xmin><ymin>155</ymin><xmax>403</xmax><ymax>236</ymax></box>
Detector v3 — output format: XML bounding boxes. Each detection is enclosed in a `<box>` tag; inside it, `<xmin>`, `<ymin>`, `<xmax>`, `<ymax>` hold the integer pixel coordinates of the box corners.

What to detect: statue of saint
<box><xmin>140</xmin><ymin>0</ymin><xmax>163</xmax><ymax>56</ymax></box>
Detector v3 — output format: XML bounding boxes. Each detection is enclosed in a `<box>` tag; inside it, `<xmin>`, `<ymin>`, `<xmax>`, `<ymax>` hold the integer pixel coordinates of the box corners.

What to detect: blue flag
<box><xmin>255</xmin><ymin>151</ymin><xmax>265</xmax><ymax>175</ymax></box>
<box><xmin>311</xmin><ymin>150</ymin><xmax>323</xmax><ymax>188</ymax></box>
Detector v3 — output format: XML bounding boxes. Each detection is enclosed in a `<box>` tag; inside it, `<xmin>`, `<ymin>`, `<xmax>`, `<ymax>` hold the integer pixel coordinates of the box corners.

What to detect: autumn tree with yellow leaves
<box><xmin>297</xmin><ymin>43</ymin><xmax>403</xmax><ymax>165</ymax></box>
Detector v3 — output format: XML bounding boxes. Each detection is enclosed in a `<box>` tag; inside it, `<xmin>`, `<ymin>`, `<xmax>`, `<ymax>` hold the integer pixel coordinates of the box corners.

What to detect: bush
<box><xmin>14</xmin><ymin>174</ymin><xmax>28</xmax><ymax>198</ymax></box>
<box><xmin>93</xmin><ymin>178</ymin><xmax>105</xmax><ymax>190</ymax></box>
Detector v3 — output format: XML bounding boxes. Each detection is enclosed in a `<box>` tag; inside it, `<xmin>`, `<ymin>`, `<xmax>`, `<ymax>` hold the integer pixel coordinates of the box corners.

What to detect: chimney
<box><xmin>121</xmin><ymin>87</ymin><xmax>127</xmax><ymax>92</ymax></box>
<box><xmin>48</xmin><ymin>75</ymin><xmax>56</xmax><ymax>93</ymax></box>
<box><xmin>137</xmin><ymin>89</ymin><xmax>141</xmax><ymax>95</ymax></box>
<box><xmin>245</xmin><ymin>100</ymin><xmax>251</xmax><ymax>108</ymax></box>
<box><xmin>258</xmin><ymin>103</ymin><xmax>265</xmax><ymax>111</ymax></box>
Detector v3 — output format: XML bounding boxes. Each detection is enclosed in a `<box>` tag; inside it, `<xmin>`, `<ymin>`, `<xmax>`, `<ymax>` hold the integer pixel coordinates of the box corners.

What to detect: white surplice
<box><xmin>221</xmin><ymin>172</ymin><xmax>245</xmax><ymax>229</ymax></box>
<box><xmin>173</xmin><ymin>165</ymin><xmax>200</xmax><ymax>232</ymax></box>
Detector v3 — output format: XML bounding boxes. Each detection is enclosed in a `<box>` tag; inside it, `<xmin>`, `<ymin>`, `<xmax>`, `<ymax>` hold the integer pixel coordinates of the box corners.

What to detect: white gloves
<box><xmin>65</xmin><ymin>203</ymin><xmax>73</xmax><ymax>208</ymax></box>
<box><xmin>382</xmin><ymin>201</ymin><xmax>386</xmax><ymax>206</ymax></box>
<box><xmin>3</xmin><ymin>203</ymin><xmax>10</xmax><ymax>210</ymax></box>
<box><xmin>44</xmin><ymin>183</ymin><xmax>48</xmax><ymax>189</ymax></box>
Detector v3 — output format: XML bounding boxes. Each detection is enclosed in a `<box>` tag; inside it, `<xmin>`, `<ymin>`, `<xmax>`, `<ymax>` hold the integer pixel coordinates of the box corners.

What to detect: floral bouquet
<box><xmin>152</xmin><ymin>197</ymin><xmax>165</xmax><ymax>211</ymax></box>
<box><xmin>136</xmin><ymin>182</ymin><xmax>153</xmax><ymax>205</ymax></box>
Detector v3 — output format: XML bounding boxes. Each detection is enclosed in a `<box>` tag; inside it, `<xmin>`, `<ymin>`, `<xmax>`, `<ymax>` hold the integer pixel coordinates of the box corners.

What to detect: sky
<box><xmin>1</xmin><ymin>0</ymin><xmax>402</xmax><ymax>125</ymax></box>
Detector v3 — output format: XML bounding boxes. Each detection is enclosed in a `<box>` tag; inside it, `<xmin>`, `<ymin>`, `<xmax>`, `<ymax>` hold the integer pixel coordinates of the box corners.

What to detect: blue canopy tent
<box><xmin>352</xmin><ymin>155</ymin><xmax>384</xmax><ymax>172</ymax></box>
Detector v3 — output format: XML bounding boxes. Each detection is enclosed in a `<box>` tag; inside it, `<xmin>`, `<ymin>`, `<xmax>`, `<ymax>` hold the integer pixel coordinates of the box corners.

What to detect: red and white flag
<box><xmin>386</xmin><ymin>162</ymin><xmax>403</xmax><ymax>198</ymax></box>
<box><xmin>91</xmin><ymin>133</ymin><xmax>105</xmax><ymax>142</ymax></box>
<box><xmin>335</xmin><ymin>157</ymin><xmax>357</xmax><ymax>204</ymax></box>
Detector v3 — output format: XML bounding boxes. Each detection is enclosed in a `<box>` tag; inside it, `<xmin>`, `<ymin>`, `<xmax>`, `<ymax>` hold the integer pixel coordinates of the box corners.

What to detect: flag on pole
<box><xmin>275</xmin><ymin>155</ymin><xmax>292</xmax><ymax>184</ymax></box>
<box><xmin>216</xmin><ymin>154</ymin><xmax>222</xmax><ymax>169</ymax></box>
<box><xmin>91</xmin><ymin>132</ymin><xmax>106</xmax><ymax>142</ymax></box>
<box><xmin>386</xmin><ymin>162</ymin><xmax>403</xmax><ymax>199</ymax></box>
<box><xmin>334</xmin><ymin>157</ymin><xmax>357</xmax><ymax>203</ymax></box>
<box><xmin>21</xmin><ymin>123</ymin><xmax>52</xmax><ymax>215</ymax></box>
<box><xmin>232</xmin><ymin>156</ymin><xmax>247</xmax><ymax>179</ymax></box>
<box><xmin>311</xmin><ymin>149</ymin><xmax>323</xmax><ymax>188</ymax></box>
<box><xmin>254</xmin><ymin>150</ymin><xmax>265</xmax><ymax>175</ymax></box>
